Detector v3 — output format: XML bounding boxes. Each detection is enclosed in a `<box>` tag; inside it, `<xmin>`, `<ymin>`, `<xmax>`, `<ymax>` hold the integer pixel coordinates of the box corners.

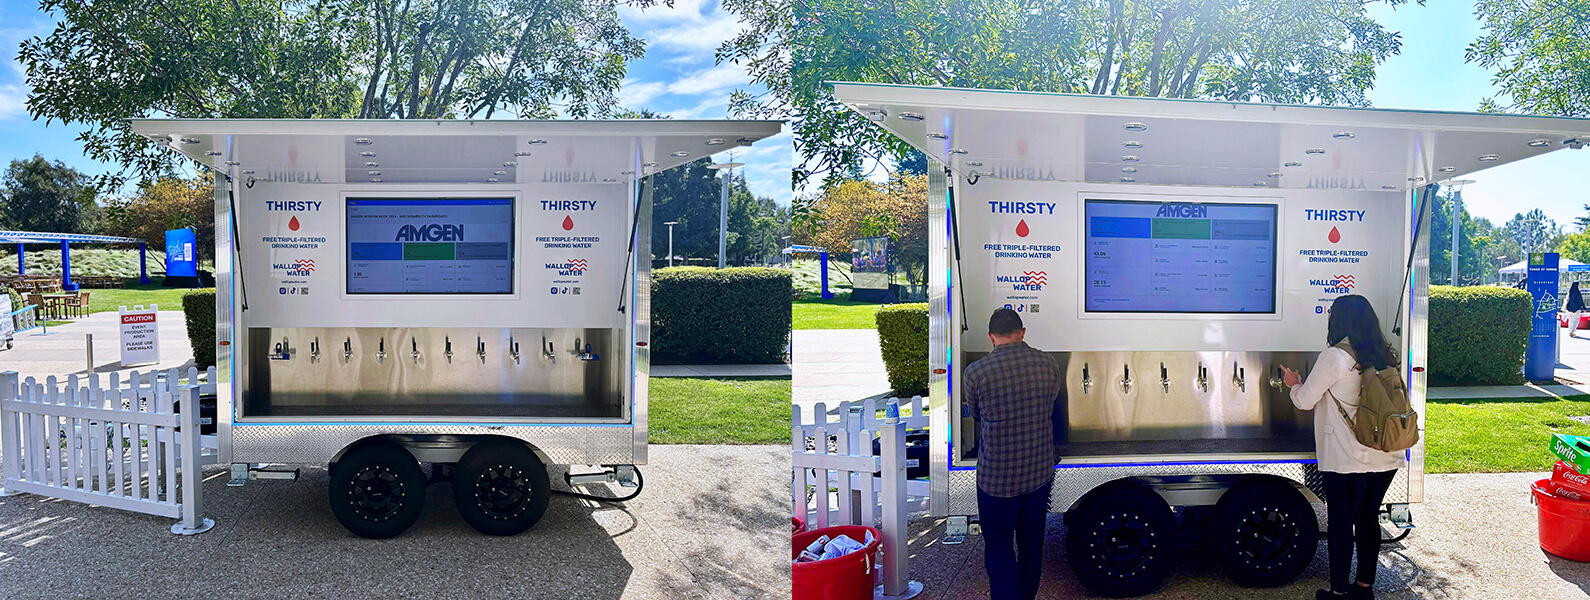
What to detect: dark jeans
<box><xmin>1322</xmin><ymin>470</ymin><xmax>1397</xmax><ymax>593</ymax></box>
<box><xmin>977</xmin><ymin>483</ymin><xmax>1051</xmax><ymax>600</ymax></box>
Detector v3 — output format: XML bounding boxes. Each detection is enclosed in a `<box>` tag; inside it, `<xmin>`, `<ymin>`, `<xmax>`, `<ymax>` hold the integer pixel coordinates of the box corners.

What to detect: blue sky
<box><xmin>0</xmin><ymin>0</ymin><xmax>790</xmax><ymax>205</ymax></box>
<box><xmin>1363</xmin><ymin>1</ymin><xmax>1589</xmax><ymax>230</ymax></box>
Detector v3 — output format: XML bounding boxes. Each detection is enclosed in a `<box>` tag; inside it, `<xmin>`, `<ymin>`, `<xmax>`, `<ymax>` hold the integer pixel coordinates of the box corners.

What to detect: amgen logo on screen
<box><xmin>1155</xmin><ymin>204</ymin><xmax>1207</xmax><ymax>218</ymax></box>
<box><xmin>395</xmin><ymin>224</ymin><xmax>464</xmax><ymax>242</ymax></box>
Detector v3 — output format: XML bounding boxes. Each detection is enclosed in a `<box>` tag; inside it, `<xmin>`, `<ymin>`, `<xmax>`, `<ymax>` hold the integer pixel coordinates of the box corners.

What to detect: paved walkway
<box><xmin>0</xmin><ymin>310</ymin><xmax>196</xmax><ymax>380</ymax></box>
<box><xmin>792</xmin><ymin>328</ymin><xmax>892</xmax><ymax>413</ymax></box>
<box><xmin>900</xmin><ymin>471</ymin><xmax>1583</xmax><ymax>599</ymax></box>
<box><xmin>0</xmin><ymin>445</ymin><xmax>788</xmax><ymax>600</ymax></box>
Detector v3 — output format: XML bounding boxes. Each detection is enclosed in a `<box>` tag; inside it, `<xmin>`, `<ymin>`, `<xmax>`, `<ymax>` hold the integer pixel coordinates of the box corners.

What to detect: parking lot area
<box><xmin>900</xmin><ymin>472</ymin><xmax>1590</xmax><ymax>599</ymax></box>
<box><xmin>0</xmin><ymin>445</ymin><xmax>788</xmax><ymax>599</ymax></box>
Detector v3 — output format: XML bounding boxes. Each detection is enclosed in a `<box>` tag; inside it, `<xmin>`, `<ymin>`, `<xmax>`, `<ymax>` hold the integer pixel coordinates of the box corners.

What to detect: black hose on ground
<box><xmin>553</xmin><ymin>466</ymin><xmax>644</xmax><ymax>503</ymax></box>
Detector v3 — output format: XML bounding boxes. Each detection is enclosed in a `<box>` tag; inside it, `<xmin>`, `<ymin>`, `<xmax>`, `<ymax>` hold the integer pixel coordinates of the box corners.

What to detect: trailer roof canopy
<box><xmin>829</xmin><ymin>82</ymin><xmax>1590</xmax><ymax>191</ymax></box>
<box><xmin>128</xmin><ymin>119</ymin><xmax>783</xmax><ymax>185</ymax></box>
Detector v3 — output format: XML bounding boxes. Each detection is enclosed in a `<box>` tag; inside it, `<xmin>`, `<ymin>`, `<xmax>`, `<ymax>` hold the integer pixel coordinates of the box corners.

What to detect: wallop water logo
<box><xmin>272</xmin><ymin>259</ymin><xmax>316</xmax><ymax>277</ymax></box>
<box><xmin>545</xmin><ymin>258</ymin><xmax>588</xmax><ymax>276</ymax></box>
<box><xmin>996</xmin><ymin>271</ymin><xmax>1047</xmax><ymax>291</ymax></box>
<box><xmin>1309</xmin><ymin>274</ymin><xmax>1355</xmax><ymax>294</ymax></box>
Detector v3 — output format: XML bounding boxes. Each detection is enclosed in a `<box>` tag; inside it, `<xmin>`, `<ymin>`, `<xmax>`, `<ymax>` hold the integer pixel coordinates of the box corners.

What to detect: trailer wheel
<box><xmin>328</xmin><ymin>443</ymin><xmax>426</xmax><ymax>539</ymax></box>
<box><xmin>452</xmin><ymin>441</ymin><xmax>551</xmax><ymax>536</ymax></box>
<box><xmin>1065</xmin><ymin>483</ymin><xmax>1177</xmax><ymax>598</ymax></box>
<box><xmin>1212</xmin><ymin>479</ymin><xmax>1318</xmax><ymax>587</ymax></box>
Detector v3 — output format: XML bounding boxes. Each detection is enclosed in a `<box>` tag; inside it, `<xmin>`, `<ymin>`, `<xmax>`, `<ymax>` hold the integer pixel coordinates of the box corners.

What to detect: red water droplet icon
<box><xmin>1016</xmin><ymin>219</ymin><xmax>1030</xmax><ymax>238</ymax></box>
<box><xmin>288</xmin><ymin>215</ymin><xmax>300</xmax><ymax>231</ymax></box>
<box><xmin>1328</xmin><ymin>226</ymin><xmax>1341</xmax><ymax>244</ymax></box>
<box><xmin>562</xmin><ymin>215</ymin><xmax>575</xmax><ymax>231</ymax></box>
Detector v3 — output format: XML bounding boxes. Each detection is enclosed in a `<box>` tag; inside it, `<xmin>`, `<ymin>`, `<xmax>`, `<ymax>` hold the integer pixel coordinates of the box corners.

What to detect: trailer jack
<box><xmin>227</xmin><ymin>463</ymin><xmax>302</xmax><ymax>487</ymax></box>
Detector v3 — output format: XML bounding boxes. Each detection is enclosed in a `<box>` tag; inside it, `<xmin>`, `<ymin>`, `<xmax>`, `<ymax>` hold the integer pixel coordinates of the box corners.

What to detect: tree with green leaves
<box><xmin>777</xmin><ymin>0</ymin><xmax>1410</xmax><ymax>185</ymax></box>
<box><xmin>1429</xmin><ymin>189</ymin><xmax>1501</xmax><ymax>285</ymax></box>
<box><xmin>1506</xmin><ymin>209</ymin><xmax>1563</xmax><ymax>255</ymax></box>
<box><xmin>20</xmin><ymin>0</ymin><xmax>650</xmax><ymax>186</ymax></box>
<box><xmin>0</xmin><ymin>155</ymin><xmax>100</xmax><ymax>234</ymax></box>
<box><xmin>1470</xmin><ymin>0</ymin><xmax>1590</xmax><ymax>116</ymax></box>
<box><xmin>650</xmin><ymin>158</ymin><xmax>787</xmax><ymax>265</ymax></box>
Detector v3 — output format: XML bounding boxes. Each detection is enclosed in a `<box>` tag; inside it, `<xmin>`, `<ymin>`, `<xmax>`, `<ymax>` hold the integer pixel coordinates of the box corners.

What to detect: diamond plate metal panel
<box><xmin>232</xmin><ymin>424</ymin><xmax>636</xmax><ymax>465</ymax></box>
<box><xmin>942</xmin><ymin>463</ymin><xmax>1410</xmax><ymax>516</ymax></box>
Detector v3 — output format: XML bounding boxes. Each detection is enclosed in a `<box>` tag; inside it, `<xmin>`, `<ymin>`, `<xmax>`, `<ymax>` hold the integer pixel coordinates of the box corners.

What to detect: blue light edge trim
<box><xmin>235</xmin><ymin>422</ymin><xmax>632</xmax><ymax>427</ymax></box>
<box><xmin>948</xmin><ymin>458</ymin><xmax>1318</xmax><ymax>471</ymax></box>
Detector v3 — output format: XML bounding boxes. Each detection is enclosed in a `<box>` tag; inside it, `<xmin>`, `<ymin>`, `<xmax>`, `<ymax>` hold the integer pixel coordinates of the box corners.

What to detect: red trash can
<box><xmin>1534</xmin><ymin>478</ymin><xmax>1590</xmax><ymax>561</ymax></box>
<box><xmin>792</xmin><ymin>525</ymin><xmax>882</xmax><ymax>600</ymax></box>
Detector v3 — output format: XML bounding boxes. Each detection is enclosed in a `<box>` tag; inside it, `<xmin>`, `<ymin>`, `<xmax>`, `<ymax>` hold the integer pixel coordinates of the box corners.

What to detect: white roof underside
<box><xmin>830</xmin><ymin>82</ymin><xmax>1590</xmax><ymax>191</ymax></box>
<box><xmin>128</xmin><ymin>119</ymin><xmax>783</xmax><ymax>185</ymax></box>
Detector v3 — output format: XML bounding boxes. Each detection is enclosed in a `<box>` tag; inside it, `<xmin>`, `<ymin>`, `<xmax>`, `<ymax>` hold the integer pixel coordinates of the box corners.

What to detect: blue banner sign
<box><xmin>1526</xmin><ymin>252</ymin><xmax>1560</xmax><ymax>381</ymax></box>
<box><xmin>164</xmin><ymin>229</ymin><xmax>198</xmax><ymax>278</ymax></box>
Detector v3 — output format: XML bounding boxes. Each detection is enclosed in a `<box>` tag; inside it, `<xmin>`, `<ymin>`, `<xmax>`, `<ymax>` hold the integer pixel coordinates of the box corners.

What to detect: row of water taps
<box><xmin>268</xmin><ymin>335</ymin><xmax>596</xmax><ymax>365</ymax></box>
<box><xmin>1076</xmin><ymin>361</ymin><xmax>1290</xmax><ymax>394</ymax></box>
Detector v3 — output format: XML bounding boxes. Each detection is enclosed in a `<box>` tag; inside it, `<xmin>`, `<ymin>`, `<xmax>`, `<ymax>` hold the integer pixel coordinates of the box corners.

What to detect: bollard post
<box><xmin>878</xmin><ymin>398</ymin><xmax>923</xmax><ymax>599</ymax></box>
<box><xmin>171</xmin><ymin>385</ymin><xmax>213</xmax><ymax>535</ymax></box>
<box><xmin>85</xmin><ymin>333</ymin><xmax>93</xmax><ymax>374</ymax></box>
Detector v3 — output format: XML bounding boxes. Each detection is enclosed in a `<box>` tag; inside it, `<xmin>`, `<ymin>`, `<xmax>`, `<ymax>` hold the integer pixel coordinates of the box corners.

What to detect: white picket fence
<box><xmin>0</xmin><ymin>368</ymin><xmax>217</xmax><ymax>535</ymax></box>
<box><xmin>793</xmin><ymin>396</ymin><xmax>928</xmax><ymax>598</ymax></box>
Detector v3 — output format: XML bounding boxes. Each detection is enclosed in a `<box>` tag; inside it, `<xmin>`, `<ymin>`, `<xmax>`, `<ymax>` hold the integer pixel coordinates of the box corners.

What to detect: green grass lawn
<box><xmin>1425</xmin><ymin>395</ymin><xmax>1590</xmax><ymax>473</ymax></box>
<box><xmin>794</xmin><ymin>298</ymin><xmax>883</xmax><ymax>329</ymax></box>
<box><xmin>792</xmin><ymin>258</ymin><xmax>853</xmax><ymax>298</ymax></box>
<box><xmin>83</xmin><ymin>283</ymin><xmax>208</xmax><ymax>314</ymax></box>
<box><xmin>649</xmin><ymin>377</ymin><xmax>791</xmax><ymax>444</ymax></box>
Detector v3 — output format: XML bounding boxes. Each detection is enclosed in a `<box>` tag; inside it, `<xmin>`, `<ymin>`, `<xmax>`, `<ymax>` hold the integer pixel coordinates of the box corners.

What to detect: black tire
<box><xmin>452</xmin><ymin>441</ymin><xmax>551</xmax><ymax>536</ymax></box>
<box><xmin>328</xmin><ymin>443</ymin><xmax>426</xmax><ymax>539</ymax></box>
<box><xmin>1065</xmin><ymin>483</ymin><xmax>1177</xmax><ymax>598</ymax></box>
<box><xmin>1212</xmin><ymin>479</ymin><xmax>1319</xmax><ymax>588</ymax></box>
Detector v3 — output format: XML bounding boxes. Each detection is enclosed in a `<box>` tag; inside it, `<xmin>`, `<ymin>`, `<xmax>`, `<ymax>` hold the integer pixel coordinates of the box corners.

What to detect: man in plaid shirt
<box><xmin>963</xmin><ymin>308</ymin><xmax>1063</xmax><ymax>600</ymax></box>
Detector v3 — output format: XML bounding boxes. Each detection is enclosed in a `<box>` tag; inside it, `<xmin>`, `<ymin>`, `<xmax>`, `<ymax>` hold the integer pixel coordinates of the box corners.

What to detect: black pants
<box><xmin>1322</xmin><ymin>470</ymin><xmax>1397</xmax><ymax>593</ymax></box>
<box><xmin>977</xmin><ymin>483</ymin><xmax>1051</xmax><ymax>600</ymax></box>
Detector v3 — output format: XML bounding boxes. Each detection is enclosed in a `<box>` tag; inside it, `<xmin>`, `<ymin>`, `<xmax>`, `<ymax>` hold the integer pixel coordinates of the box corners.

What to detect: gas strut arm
<box><xmin>617</xmin><ymin>175</ymin><xmax>647</xmax><ymax>314</ymax></box>
<box><xmin>946</xmin><ymin>167</ymin><xmax>970</xmax><ymax>331</ymax></box>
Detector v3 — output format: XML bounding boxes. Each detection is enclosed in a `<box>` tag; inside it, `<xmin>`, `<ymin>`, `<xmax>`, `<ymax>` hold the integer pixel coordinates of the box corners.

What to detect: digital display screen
<box><xmin>1085</xmin><ymin>199</ymin><xmax>1277</xmax><ymax>313</ymax></box>
<box><xmin>346</xmin><ymin>198</ymin><xmax>514</xmax><ymax>294</ymax></box>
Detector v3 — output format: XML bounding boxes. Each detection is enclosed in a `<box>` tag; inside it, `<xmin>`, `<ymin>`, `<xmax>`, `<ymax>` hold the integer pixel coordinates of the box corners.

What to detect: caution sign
<box><xmin>119</xmin><ymin>304</ymin><xmax>160</xmax><ymax>366</ymax></box>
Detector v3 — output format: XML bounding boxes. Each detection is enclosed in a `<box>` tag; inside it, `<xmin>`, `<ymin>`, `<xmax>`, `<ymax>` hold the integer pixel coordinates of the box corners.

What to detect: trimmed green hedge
<box><xmin>876</xmin><ymin>303</ymin><xmax>929</xmax><ymax>395</ymax></box>
<box><xmin>1429</xmin><ymin>285</ymin><xmax>1531</xmax><ymax>386</ymax></box>
<box><xmin>652</xmin><ymin>267</ymin><xmax>792</xmax><ymax>364</ymax></box>
<box><xmin>182</xmin><ymin>290</ymin><xmax>217</xmax><ymax>369</ymax></box>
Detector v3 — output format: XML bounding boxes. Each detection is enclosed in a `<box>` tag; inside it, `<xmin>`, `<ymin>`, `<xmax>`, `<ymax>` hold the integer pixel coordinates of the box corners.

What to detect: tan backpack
<box><xmin>1326</xmin><ymin>342</ymin><xmax>1420</xmax><ymax>453</ymax></box>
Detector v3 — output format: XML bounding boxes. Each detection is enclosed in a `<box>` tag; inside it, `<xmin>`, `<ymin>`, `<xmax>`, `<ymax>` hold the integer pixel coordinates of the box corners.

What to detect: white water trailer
<box><xmin>130</xmin><ymin>119</ymin><xmax>781</xmax><ymax>538</ymax></box>
<box><xmin>830</xmin><ymin>82</ymin><xmax>1590</xmax><ymax>596</ymax></box>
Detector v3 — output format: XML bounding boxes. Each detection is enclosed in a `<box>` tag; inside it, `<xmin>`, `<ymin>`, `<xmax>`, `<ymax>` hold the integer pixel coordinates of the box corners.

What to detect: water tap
<box><xmin>444</xmin><ymin>337</ymin><xmax>453</xmax><ymax>364</ymax></box>
<box><xmin>1159</xmin><ymin>362</ymin><xmax>1170</xmax><ymax>393</ymax></box>
<box><xmin>1081</xmin><ymin>363</ymin><xmax>1092</xmax><ymax>394</ymax></box>
<box><xmin>477</xmin><ymin>337</ymin><xmax>487</xmax><ymax>364</ymax></box>
<box><xmin>342</xmin><ymin>338</ymin><xmax>352</xmax><ymax>364</ymax></box>
<box><xmin>309</xmin><ymin>337</ymin><xmax>321</xmax><ymax>364</ymax></box>
<box><xmin>1232</xmin><ymin>362</ymin><xmax>1246</xmax><ymax>393</ymax></box>
<box><xmin>573</xmin><ymin>337</ymin><xmax>601</xmax><ymax>361</ymax></box>
<box><xmin>1118</xmin><ymin>364</ymin><xmax>1133</xmax><ymax>394</ymax></box>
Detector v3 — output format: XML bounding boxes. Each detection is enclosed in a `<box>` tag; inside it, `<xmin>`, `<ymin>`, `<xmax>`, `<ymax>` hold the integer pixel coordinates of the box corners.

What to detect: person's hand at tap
<box><xmin>1281</xmin><ymin>365</ymin><xmax>1301</xmax><ymax>388</ymax></box>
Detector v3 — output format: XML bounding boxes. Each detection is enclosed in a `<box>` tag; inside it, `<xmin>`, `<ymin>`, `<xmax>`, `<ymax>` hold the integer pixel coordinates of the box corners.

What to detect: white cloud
<box><xmin>617</xmin><ymin>80</ymin><xmax>669</xmax><ymax>108</ymax></box>
<box><xmin>667</xmin><ymin>62</ymin><xmax>750</xmax><ymax>96</ymax></box>
<box><xmin>0</xmin><ymin>83</ymin><xmax>25</xmax><ymax>120</ymax></box>
<box><xmin>667</xmin><ymin>96</ymin><xmax>732</xmax><ymax>119</ymax></box>
<box><xmin>620</xmin><ymin>0</ymin><xmax>742</xmax><ymax>55</ymax></box>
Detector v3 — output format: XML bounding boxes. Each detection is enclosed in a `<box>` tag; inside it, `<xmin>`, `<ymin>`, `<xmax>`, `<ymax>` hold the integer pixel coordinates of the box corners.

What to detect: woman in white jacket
<box><xmin>1282</xmin><ymin>294</ymin><xmax>1404</xmax><ymax>600</ymax></box>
